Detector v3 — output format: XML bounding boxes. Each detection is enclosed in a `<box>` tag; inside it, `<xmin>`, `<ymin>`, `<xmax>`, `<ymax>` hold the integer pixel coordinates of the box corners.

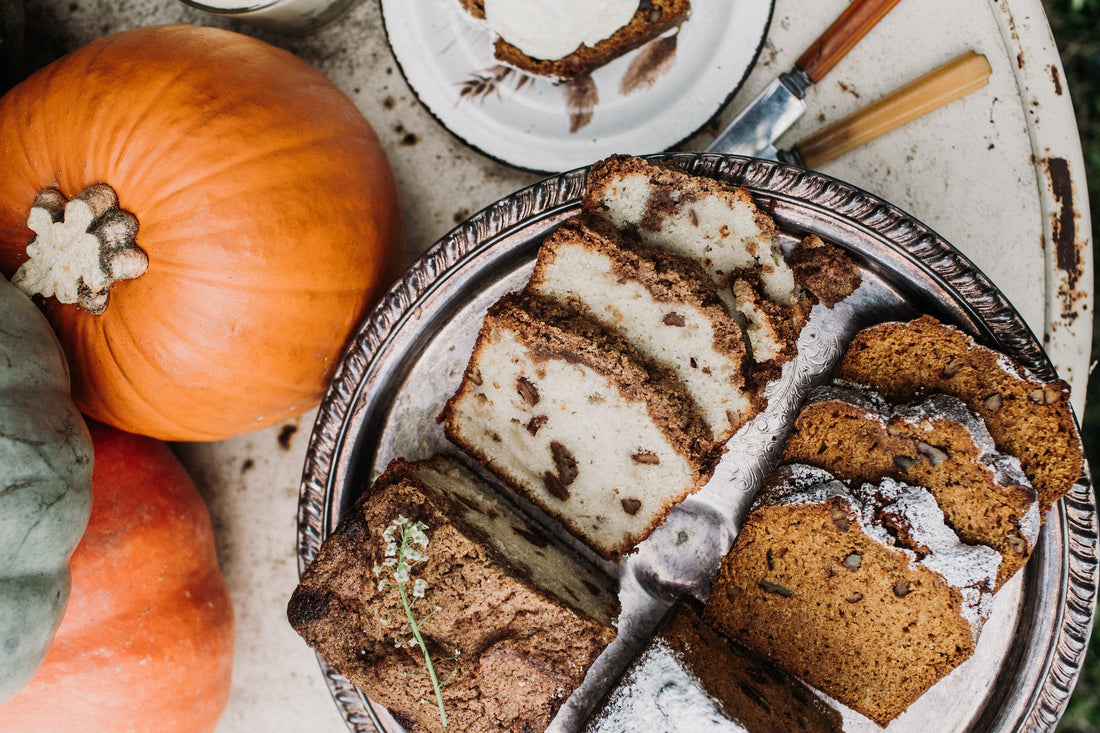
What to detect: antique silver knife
<box><xmin>707</xmin><ymin>0</ymin><xmax>904</xmax><ymax>158</ymax></box>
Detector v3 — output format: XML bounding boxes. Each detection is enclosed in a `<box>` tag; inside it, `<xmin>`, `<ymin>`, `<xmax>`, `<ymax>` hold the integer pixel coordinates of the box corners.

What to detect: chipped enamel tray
<box><xmin>296</xmin><ymin>154</ymin><xmax>1098</xmax><ymax>732</ymax></box>
<box><xmin>379</xmin><ymin>0</ymin><xmax>773</xmax><ymax>173</ymax></box>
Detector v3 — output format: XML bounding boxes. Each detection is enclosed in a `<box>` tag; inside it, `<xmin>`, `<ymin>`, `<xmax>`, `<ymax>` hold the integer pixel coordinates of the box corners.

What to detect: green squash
<box><xmin>0</xmin><ymin>274</ymin><xmax>92</xmax><ymax>704</ymax></box>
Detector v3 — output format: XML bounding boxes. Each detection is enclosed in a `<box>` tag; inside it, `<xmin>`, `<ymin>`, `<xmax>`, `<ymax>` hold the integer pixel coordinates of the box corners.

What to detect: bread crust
<box><xmin>288</xmin><ymin>456</ymin><xmax>618</xmax><ymax>733</ymax></box>
<box><xmin>471</xmin><ymin>0</ymin><xmax>693</xmax><ymax>80</ymax></box>
<box><xmin>835</xmin><ymin>315</ymin><xmax>1084</xmax><ymax>513</ymax></box>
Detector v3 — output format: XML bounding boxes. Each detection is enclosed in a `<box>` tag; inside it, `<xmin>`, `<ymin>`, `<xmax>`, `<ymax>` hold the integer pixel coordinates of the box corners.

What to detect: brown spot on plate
<box><xmin>565</xmin><ymin>75</ymin><xmax>598</xmax><ymax>134</ymax></box>
<box><xmin>620</xmin><ymin>33</ymin><xmax>678</xmax><ymax>96</ymax></box>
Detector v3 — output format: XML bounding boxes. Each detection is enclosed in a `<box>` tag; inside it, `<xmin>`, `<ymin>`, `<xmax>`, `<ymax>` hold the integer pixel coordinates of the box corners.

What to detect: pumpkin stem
<box><xmin>12</xmin><ymin>184</ymin><xmax>146</xmax><ymax>315</ymax></box>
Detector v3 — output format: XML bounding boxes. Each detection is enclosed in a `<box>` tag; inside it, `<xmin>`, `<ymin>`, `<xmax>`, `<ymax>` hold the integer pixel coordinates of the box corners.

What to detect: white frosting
<box><xmin>759</xmin><ymin>465</ymin><xmax>1002</xmax><ymax>638</ymax></box>
<box><xmin>483</xmin><ymin>0</ymin><xmax>638</xmax><ymax>61</ymax></box>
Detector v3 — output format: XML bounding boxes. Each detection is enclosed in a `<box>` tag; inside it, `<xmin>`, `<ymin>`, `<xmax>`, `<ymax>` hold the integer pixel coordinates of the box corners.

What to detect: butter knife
<box><xmin>707</xmin><ymin>0</ymin><xmax>904</xmax><ymax>157</ymax></box>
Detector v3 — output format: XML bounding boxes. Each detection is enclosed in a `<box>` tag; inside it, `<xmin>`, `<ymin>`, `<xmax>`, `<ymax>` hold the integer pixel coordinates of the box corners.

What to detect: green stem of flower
<box><xmin>398</xmin><ymin>581</ymin><xmax>447</xmax><ymax>726</ymax></box>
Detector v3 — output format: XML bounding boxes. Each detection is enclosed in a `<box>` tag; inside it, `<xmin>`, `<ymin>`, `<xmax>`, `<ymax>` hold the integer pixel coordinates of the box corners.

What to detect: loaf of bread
<box><xmin>459</xmin><ymin>0</ymin><xmax>692</xmax><ymax>80</ymax></box>
<box><xmin>526</xmin><ymin>213</ymin><xmax>761</xmax><ymax>444</ymax></box>
<box><xmin>702</xmin><ymin>464</ymin><xmax>1001</xmax><ymax>727</ymax></box>
<box><xmin>835</xmin><ymin>315</ymin><xmax>1084</xmax><ymax>513</ymax></box>
<box><xmin>586</xmin><ymin>599</ymin><xmax>842</xmax><ymax>732</ymax></box>
<box><xmin>287</xmin><ymin>455</ymin><xmax>618</xmax><ymax>733</ymax></box>
<box><xmin>782</xmin><ymin>384</ymin><xmax>1039</xmax><ymax>588</ymax></box>
<box><xmin>441</xmin><ymin>292</ymin><xmax>719</xmax><ymax>558</ymax></box>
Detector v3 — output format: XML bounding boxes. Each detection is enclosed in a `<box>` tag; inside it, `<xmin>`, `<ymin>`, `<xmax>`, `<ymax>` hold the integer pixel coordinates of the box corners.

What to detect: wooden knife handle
<box><xmin>795</xmin><ymin>0</ymin><xmax>905</xmax><ymax>83</ymax></box>
<box><xmin>795</xmin><ymin>50</ymin><xmax>993</xmax><ymax>169</ymax></box>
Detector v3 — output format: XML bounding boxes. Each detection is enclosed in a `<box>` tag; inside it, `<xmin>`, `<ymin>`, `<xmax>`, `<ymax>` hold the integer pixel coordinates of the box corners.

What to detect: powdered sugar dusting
<box><xmin>991</xmin><ymin>349</ymin><xmax>1035</xmax><ymax>382</ymax></box>
<box><xmin>810</xmin><ymin>385</ymin><xmax>1040</xmax><ymax>547</ymax></box>
<box><xmin>852</xmin><ymin>477</ymin><xmax>1001</xmax><ymax>635</ymax></box>
<box><xmin>584</xmin><ymin>637</ymin><xmax>747</xmax><ymax>732</ymax></box>
<box><xmin>895</xmin><ymin>393</ymin><xmax>1033</xmax><ymax>486</ymax></box>
<box><xmin>805</xmin><ymin>383</ymin><xmax>890</xmax><ymax>417</ymax></box>
<box><xmin>752</xmin><ymin>463</ymin><xmax>852</xmax><ymax>512</ymax></box>
<box><xmin>893</xmin><ymin>392</ymin><xmax>986</xmax><ymax>434</ymax></box>
<box><xmin>759</xmin><ymin>465</ymin><xmax>1000</xmax><ymax>638</ymax></box>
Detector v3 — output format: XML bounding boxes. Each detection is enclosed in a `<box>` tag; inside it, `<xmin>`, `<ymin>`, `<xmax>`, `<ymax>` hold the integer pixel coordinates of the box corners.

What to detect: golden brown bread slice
<box><xmin>834</xmin><ymin>315</ymin><xmax>1084</xmax><ymax>514</ymax></box>
<box><xmin>702</xmin><ymin>464</ymin><xmax>1001</xmax><ymax>727</ymax></box>
<box><xmin>782</xmin><ymin>384</ymin><xmax>1039</xmax><ymax>589</ymax></box>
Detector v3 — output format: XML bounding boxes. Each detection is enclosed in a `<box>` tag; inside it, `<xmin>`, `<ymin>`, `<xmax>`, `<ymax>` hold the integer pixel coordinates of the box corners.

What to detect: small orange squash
<box><xmin>0</xmin><ymin>24</ymin><xmax>405</xmax><ymax>441</ymax></box>
<box><xmin>0</xmin><ymin>420</ymin><xmax>235</xmax><ymax>732</ymax></box>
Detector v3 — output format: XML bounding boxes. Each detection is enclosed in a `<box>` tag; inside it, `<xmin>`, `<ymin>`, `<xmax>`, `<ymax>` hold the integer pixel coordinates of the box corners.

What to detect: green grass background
<box><xmin>1047</xmin><ymin>0</ymin><xmax>1100</xmax><ymax>730</ymax></box>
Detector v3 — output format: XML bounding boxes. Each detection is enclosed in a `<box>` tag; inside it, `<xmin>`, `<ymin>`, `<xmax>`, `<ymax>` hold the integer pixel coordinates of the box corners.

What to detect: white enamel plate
<box><xmin>380</xmin><ymin>0</ymin><xmax>775</xmax><ymax>172</ymax></box>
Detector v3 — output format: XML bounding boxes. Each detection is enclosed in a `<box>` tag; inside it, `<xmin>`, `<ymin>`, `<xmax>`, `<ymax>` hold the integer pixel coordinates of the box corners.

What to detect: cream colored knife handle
<box><xmin>794</xmin><ymin>50</ymin><xmax>993</xmax><ymax>169</ymax></box>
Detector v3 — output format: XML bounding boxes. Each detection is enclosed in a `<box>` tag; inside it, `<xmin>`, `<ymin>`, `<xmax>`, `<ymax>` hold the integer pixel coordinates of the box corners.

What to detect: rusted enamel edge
<box><xmin>991</xmin><ymin>0</ymin><xmax>1094</xmax><ymax>418</ymax></box>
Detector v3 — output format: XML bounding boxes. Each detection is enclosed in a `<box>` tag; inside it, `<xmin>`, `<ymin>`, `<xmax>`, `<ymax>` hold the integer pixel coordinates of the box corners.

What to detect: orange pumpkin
<box><xmin>0</xmin><ymin>420</ymin><xmax>235</xmax><ymax>732</ymax></box>
<box><xmin>0</xmin><ymin>24</ymin><xmax>405</xmax><ymax>441</ymax></box>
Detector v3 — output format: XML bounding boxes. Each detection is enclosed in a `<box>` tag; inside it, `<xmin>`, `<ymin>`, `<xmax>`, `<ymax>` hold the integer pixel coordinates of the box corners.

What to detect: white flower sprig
<box><xmin>374</xmin><ymin>516</ymin><xmax>454</xmax><ymax>726</ymax></box>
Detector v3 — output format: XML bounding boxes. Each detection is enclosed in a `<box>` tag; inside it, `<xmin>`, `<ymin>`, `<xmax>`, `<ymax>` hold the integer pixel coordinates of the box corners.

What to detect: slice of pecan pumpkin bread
<box><xmin>440</xmin><ymin>291</ymin><xmax>719</xmax><ymax>559</ymax></box>
<box><xmin>702</xmin><ymin>464</ymin><xmax>1001</xmax><ymax>727</ymax></box>
<box><xmin>782</xmin><ymin>384</ymin><xmax>1039</xmax><ymax>589</ymax></box>
<box><xmin>834</xmin><ymin>315</ymin><xmax>1084</xmax><ymax>514</ymax></box>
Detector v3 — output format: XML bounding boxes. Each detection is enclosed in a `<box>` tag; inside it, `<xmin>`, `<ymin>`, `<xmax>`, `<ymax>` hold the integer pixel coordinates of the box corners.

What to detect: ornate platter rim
<box><xmin>296</xmin><ymin>154</ymin><xmax>1099</xmax><ymax>732</ymax></box>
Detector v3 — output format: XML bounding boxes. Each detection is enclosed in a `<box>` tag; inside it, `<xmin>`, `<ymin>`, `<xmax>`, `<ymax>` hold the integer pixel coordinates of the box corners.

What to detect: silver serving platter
<box><xmin>296</xmin><ymin>154</ymin><xmax>1098</xmax><ymax>732</ymax></box>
